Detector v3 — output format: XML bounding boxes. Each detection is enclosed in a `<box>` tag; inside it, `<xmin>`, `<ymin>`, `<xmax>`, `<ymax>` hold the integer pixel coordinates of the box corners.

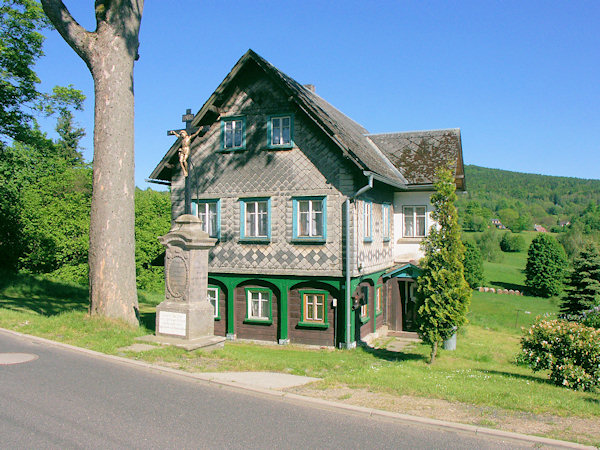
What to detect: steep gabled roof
<box><xmin>149</xmin><ymin>50</ymin><xmax>465</xmax><ymax>191</ymax></box>
<box><xmin>367</xmin><ymin>129</ymin><xmax>465</xmax><ymax>190</ymax></box>
<box><xmin>150</xmin><ymin>50</ymin><xmax>406</xmax><ymax>185</ymax></box>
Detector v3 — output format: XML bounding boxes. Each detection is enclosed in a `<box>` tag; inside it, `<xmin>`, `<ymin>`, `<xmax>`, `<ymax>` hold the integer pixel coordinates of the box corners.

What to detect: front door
<box><xmin>402</xmin><ymin>281</ymin><xmax>417</xmax><ymax>331</ymax></box>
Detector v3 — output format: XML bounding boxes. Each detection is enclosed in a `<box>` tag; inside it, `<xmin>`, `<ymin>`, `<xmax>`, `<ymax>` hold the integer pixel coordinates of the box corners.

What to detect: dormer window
<box><xmin>268</xmin><ymin>115</ymin><xmax>293</xmax><ymax>148</ymax></box>
<box><xmin>221</xmin><ymin>117</ymin><xmax>245</xmax><ymax>150</ymax></box>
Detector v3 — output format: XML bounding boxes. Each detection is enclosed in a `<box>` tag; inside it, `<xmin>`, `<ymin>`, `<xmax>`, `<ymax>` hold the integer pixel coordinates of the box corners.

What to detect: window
<box><xmin>382</xmin><ymin>204</ymin><xmax>391</xmax><ymax>241</ymax></box>
<box><xmin>207</xmin><ymin>286</ymin><xmax>220</xmax><ymax>319</ymax></box>
<box><xmin>293</xmin><ymin>197</ymin><xmax>326</xmax><ymax>242</ymax></box>
<box><xmin>268</xmin><ymin>115</ymin><xmax>293</xmax><ymax>148</ymax></box>
<box><xmin>364</xmin><ymin>201</ymin><xmax>372</xmax><ymax>242</ymax></box>
<box><xmin>192</xmin><ymin>200</ymin><xmax>220</xmax><ymax>238</ymax></box>
<box><xmin>299</xmin><ymin>290</ymin><xmax>329</xmax><ymax>328</ymax></box>
<box><xmin>403</xmin><ymin>206</ymin><xmax>427</xmax><ymax>237</ymax></box>
<box><xmin>240</xmin><ymin>198</ymin><xmax>270</xmax><ymax>241</ymax></box>
<box><xmin>360</xmin><ymin>302</ymin><xmax>368</xmax><ymax>319</ymax></box>
<box><xmin>375</xmin><ymin>285</ymin><xmax>383</xmax><ymax>315</ymax></box>
<box><xmin>221</xmin><ymin>117</ymin><xmax>245</xmax><ymax>150</ymax></box>
<box><xmin>245</xmin><ymin>288</ymin><xmax>272</xmax><ymax>323</ymax></box>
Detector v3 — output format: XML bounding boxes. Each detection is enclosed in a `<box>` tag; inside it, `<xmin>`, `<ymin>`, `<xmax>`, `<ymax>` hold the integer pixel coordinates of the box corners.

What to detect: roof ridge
<box><xmin>365</xmin><ymin>128</ymin><xmax>460</xmax><ymax>136</ymax></box>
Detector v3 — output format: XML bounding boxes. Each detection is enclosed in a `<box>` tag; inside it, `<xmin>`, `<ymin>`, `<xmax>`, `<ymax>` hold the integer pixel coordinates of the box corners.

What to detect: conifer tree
<box><xmin>416</xmin><ymin>166</ymin><xmax>471</xmax><ymax>363</ymax></box>
<box><xmin>525</xmin><ymin>234</ymin><xmax>567</xmax><ymax>297</ymax></box>
<box><xmin>561</xmin><ymin>243</ymin><xmax>600</xmax><ymax>315</ymax></box>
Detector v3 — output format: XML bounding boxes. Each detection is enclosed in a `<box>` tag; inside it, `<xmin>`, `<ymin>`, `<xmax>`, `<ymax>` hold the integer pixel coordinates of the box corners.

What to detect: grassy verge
<box><xmin>1</xmin><ymin>270</ymin><xmax>598</xmax><ymax>437</ymax></box>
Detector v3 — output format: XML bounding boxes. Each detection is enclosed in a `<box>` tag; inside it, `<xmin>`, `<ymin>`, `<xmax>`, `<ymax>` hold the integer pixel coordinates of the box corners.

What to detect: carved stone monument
<box><xmin>139</xmin><ymin>214</ymin><xmax>225</xmax><ymax>350</ymax></box>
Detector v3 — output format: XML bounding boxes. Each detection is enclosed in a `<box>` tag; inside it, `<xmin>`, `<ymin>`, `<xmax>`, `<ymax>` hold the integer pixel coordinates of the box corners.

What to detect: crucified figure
<box><xmin>170</xmin><ymin>128</ymin><xmax>202</xmax><ymax>177</ymax></box>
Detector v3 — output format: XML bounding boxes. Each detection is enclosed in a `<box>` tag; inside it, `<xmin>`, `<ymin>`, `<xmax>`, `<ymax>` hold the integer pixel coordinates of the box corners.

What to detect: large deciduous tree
<box><xmin>41</xmin><ymin>0</ymin><xmax>144</xmax><ymax>325</ymax></box>
<box><xmin>416</xmin><ymin>166</ymin><xmax>471</xmax><ymax>364</ymax></box>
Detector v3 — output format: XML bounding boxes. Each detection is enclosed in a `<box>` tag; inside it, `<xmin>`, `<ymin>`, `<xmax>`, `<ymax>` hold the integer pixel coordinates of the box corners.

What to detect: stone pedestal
<box><xmin>138</xmin><ymin>215</ymin><xmax>225</xmax><ymax>351</ymax></box>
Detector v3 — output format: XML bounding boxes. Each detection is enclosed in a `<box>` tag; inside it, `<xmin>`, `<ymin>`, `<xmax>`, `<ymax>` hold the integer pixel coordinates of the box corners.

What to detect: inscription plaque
<box><xmin>166</xmin><ymin>255</ymin><xmax>188</xmax><ymax>299</ymax></box>
<box><xmin>159</xmin><ymin>311</ymin><xmax>187</xmax><ymax>336</ymax></box>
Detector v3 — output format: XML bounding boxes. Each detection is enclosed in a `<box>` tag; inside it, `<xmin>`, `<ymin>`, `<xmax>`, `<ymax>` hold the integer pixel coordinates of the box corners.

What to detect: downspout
<box><xmin>344</xmin><ymin>174</ymin><xmax>373</xmax><ymax>349</ymax></box>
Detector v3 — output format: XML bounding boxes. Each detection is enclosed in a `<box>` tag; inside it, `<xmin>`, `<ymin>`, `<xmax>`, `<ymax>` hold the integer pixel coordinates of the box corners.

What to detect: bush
<box><xmin>462</xmin><ymin>240</ymin><xmax>484</xmax><ymax>288</ymax></box>
<box><xmin>475</xmin><ymin>228</ymin><xmax>503</xmax><ymax>262</ymax></box>
<box><xmin>500</xmin><ymin>233</ymin><xmax>525</xmax><ymax>252</ymax></box>
<box><xmin>525</xmin><ymin>234</ymin><xmax>567</xmax><ymax>297</ymax></box>
<box><xmin>518</xmin><ymin>318</ymin><xmax>600</xmax><ymax>391</ymax></box>
<box><xmin>560</xmin><ymin>243</ymin><xmax>600</xmax><ymax>315</ymax></box>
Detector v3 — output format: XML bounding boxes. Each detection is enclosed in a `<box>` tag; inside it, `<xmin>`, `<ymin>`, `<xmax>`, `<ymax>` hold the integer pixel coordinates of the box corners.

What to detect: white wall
<box><xmin>392</xmin><ymin>191</ymin><xmax>435</xmax><ymax>263</ymax></box>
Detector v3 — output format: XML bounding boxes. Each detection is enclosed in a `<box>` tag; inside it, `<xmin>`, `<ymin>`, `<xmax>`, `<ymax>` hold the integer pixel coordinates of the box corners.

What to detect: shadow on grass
<box><xmin>139</xmin><ymin>311</ymin><xmax>156</xmax><ymax>332</ymax></box>
<box><xmin>489</xmin><ymin>280</ymin><xmax>527</xmax><ymax>292</ymax></box>
<box><xmin>0</xmin><ymin>271</ymin><xmax>88</xmax><ymax>316</ymax></box>
<box><xmin>359</xmin><ymin>345</ymin><xmax>426</xmax><ymax>363</ymax></box>
<box><xmin>479</xmin><ymin>368</ymin><xmax>554</xmax><ymax>385</ymax></box>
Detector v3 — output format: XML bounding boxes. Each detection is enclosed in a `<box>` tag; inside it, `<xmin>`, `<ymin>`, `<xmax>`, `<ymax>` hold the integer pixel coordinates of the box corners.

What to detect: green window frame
<box><xmin>221</xmin><ymin>116</ymin><xmax>245</xmax><ymax>150</ymax></box>
<box><xmin>267</xmin><ymin>114</ymin><xmax>293</xmax><ymax>149</ymax></box>
<box><xmin>207</xmin><ymin>286</ymin><xmax>220</xmax><ymax>320</ymax></box>
<box><xmin>192</xmin><ymin>199</ymin><xmax>220</xmax><ymax>239</ymax></box>
<box><xmin>375</xmin><ymin>285</ymin><xmax>383</xmax><ymax>316</ymax></box>
<box><xmin>298</xmin><ymin>290</ymin><xmax>329</xmax><ymax>328</ymax></box>
<box><xmin>244</xmin><ymin>288</ymin><xmax>273</xmax><ymax>324</ymax></box>
<box><xmin>240</xmin><ymin>198</ymin><xmax>271</xmax><ymax>242</ymax></box>
<box><xmin>292</xmin><ymin>197</ymin><xmax>327</xmax><ymax>242</ymax></box>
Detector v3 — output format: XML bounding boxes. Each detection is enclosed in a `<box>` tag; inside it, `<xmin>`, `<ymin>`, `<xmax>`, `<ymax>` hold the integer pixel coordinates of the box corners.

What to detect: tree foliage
<box><xmin>560</xmin><ymin>243</ymin><xmax>600</xmax><ymax>315</ymax></box>
<box><xmin>0</xmin><ymin>0</ymin><xmax>48</xmax><ymax>142</ymax></box>
<box><xmin>134</xmin><ymin>188</ymin><xmax>170</xmax><ymax>291</ymax></box>
<box><xmin>416</xmin><ymin>166</ymin><xmax>471</xmax><ymax>363</ymax></box>
<box><xmin>462</xmin><ymin>240</ymin><xmax>484</xmax><ymax>289</ymax></box>
<box><xmin>525</xmin><ymin>233</ymin><xmax>567</xmax><ymax>297</ymax></box>
<box><xmin>457</xmin><ymin>165</ymin><xmax>600</xmax><ymax>241</ymax></box>
<box><xmin>500</xmin><ymin>232</ymin><xmax>525</xmax><ymax>252</ymax></box>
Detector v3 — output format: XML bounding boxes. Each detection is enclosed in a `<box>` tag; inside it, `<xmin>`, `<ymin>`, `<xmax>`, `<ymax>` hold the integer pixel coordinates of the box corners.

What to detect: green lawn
<box><xmin>0</xmin><ymin>267</ymin><xmax>598</xmax><ymax>425</ymax></box>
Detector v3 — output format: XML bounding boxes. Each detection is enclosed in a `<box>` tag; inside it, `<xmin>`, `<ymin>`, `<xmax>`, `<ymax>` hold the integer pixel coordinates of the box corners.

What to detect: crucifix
<box><xmin>168</xmin><ymin>108</ymin><xmax>204</xmax><ymax>215</ymax></box>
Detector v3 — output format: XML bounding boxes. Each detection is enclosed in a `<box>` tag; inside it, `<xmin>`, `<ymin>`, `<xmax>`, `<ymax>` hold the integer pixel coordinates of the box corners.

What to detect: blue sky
<box><xmin>35</xmin><ymin>1</ymin><xmax>599</xmax><ymax>189</ymax></box>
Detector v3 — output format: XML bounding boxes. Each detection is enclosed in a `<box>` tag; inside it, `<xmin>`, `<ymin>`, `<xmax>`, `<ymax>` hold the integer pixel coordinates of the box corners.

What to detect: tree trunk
<box><xmin>429</xmin><ymin>341</ymin><xmax>438</xmax><ymax>364</ymax></box>
<box><xmin>40</xmin><ymin>0</ymin><xmax>143</xmax><ymax>326</ymax></box>
<box><xmin>87</xmin><ymin>33</ymin><xmax>138</xmax><ymax>325</ymax></box>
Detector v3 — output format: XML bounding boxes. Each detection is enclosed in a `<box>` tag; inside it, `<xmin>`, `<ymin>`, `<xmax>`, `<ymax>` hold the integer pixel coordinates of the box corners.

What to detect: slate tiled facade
<box><xmin>150</xmin><ymin>50</ymin><xmax>465</xmax><ymax>348</ymax></box>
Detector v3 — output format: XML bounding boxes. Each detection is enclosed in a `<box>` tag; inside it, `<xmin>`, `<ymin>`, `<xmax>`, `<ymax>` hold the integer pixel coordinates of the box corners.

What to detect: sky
<box><xmin>34</xmin><ymin>1</ymin><xmax>600</xmax><ymax>189</ymax></box>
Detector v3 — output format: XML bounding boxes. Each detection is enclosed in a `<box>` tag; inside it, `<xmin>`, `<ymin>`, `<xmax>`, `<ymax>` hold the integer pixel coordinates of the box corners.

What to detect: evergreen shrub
<box><xmin>500</xmin><ymin>233</ymin><xmax>525</xmax><ymax>252</ymax></box>
<box><xmin>462</xmin><ymin>240</ymin><xmax>484</xmax><ymax>288</ymax></box>
<box><xmin>518</xmin><ymin>318</ymin><xmax>600</xmax><ymax>391</ymax></box>
<box><xmin>560</xmin><ymin>243</ymin><xmax>600</xmax><ymax>315</ymax></box>
<box><xmin>525</xmin><ymin>234</ymin><xmax>567</xmax><ymax>297</ymax></box>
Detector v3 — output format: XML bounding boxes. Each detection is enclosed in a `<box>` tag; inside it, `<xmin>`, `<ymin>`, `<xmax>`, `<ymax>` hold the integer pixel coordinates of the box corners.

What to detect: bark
<box><xmin>41</xmin><ymin>0</ymin><xmax>144</xmax><ymax>325</ymax></box>
<box><xmin>429</xmin><ymin>341</ymin><xmax>438</xmax><ymax>364</ymax></box>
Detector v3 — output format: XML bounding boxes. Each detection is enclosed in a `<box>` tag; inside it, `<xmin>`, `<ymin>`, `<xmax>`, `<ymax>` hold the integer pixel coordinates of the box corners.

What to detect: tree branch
<box><xmin>40</xmin><ymin>0</ymin><xmax>94</xmax><ymax>67</ymax></box>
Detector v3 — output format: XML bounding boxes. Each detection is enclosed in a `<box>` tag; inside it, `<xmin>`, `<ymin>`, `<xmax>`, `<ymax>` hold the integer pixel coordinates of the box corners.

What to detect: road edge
<box><xmin>0</xmin><ymin>327</ymin><xmax>593</xmax><ymax>449</ymax></box>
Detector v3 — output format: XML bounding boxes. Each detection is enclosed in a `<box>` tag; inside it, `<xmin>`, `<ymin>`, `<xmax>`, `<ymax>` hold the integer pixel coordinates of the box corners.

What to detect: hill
<box><xmin>457</xmin><ymin>165</ymin><xmax>600</xmax><ymax>231</ymax></box>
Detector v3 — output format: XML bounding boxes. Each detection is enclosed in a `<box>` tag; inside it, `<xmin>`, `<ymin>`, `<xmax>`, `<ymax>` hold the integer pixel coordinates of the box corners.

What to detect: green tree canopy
<box><xmin>560</xmin><ymin>243</ymin><xmax>600</xmax><ymax>315</ymax></box>
<box><xmin>0</xmin><ymin>0</ymin><xmax>48</xmax><ymax>142</ymax></box>
<box><xmin>525</xmin><ymin>233</ymin><xmax>568</xmax><ymax>297</ymax></box>
<box><xmin>416</xmin><ymin>166</ymin><xmax>471</xmax><ymax>363</ymax></box>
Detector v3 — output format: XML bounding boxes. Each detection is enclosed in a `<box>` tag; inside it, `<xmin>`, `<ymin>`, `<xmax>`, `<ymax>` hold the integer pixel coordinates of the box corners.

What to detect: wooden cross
<box><xmin>167</xmin><ymin>108</ymin><xmax>198</xmax><ymax>136</ymax></box>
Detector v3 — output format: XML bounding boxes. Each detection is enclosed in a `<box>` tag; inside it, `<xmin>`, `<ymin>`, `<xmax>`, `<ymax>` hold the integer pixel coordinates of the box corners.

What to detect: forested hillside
<box><xmin>457</xmin><ymin>165</ymin><xmax>600</xmax><ymax>231</ymax></box>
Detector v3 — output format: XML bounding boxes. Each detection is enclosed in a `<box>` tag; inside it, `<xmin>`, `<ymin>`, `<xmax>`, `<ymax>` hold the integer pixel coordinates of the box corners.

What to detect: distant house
<box><xmin>491</xmin><ymin>218</ymin><xmax>506</xmax><ymax>229</ymax></box>
<box><xmin>534</xmin><ymin>224</ymin><xmax>548</xmax><ymax>233</ymax></box>
<box><xmin>149</xmin><ymin>50</ymin><xmax>466</xmax><ymax>348</ymax></box>
<box><xmin>559</xmin><ymin>220</ymin><xmax>571</xmax><ymax>228</ymax></box>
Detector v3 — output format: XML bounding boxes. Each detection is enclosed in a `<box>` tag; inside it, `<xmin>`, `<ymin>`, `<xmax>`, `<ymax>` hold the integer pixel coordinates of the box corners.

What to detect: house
<box><xmin>534</xmin><ymin>224</ymin><xmax>548</xmax><ymax>233</ymax></box>
<box><xmin>149</xmin><ymin>50</ymin><xmax>465</xmax><ymax>348</ymax></box>
<box><xmin>490</xmin><ymin>218</ymin><xmax>506</xmax><ymax>229</ymax></box>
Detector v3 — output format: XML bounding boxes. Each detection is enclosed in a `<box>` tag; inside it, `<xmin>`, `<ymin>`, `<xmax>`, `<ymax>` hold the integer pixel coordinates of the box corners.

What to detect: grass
<box><xmin>0</xmin><ymin>266</ymin><xmax>598</xmax><ymax>426</ymax></box>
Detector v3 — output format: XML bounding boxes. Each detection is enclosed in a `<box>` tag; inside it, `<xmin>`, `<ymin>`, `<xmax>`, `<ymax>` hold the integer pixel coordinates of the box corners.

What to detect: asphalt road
<box><xmin>1</xmin><ymin>331</ymin><xmax>535</xmax><ymax>449</ymax></box>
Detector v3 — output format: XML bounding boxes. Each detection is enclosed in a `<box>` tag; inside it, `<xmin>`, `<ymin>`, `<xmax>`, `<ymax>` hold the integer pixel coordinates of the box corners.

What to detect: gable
<box><xmin>367</xmin><ymin>129</ymin><xmax>465</xmax><ymax>190</ymax></box>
